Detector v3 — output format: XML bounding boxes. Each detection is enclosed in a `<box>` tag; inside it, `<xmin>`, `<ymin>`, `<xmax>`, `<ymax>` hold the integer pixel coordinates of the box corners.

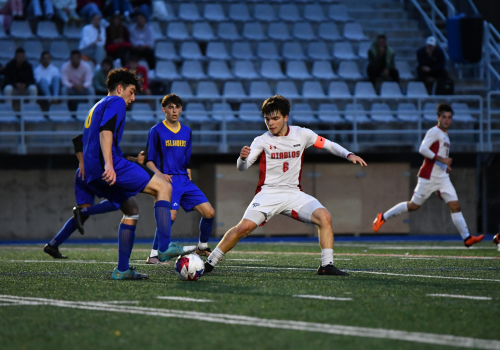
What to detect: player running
<box><xmin>145</xmin><ymin>94</ymin><xmax>215</xmax><ymax>264</ymax></box>
<box><xmin>204</xmin><ymin>95</ymin><xmax>367</xmax><ymax>276</ymax></box>
<box><xmin>372</xmin><ymin>103</ymin><xmax>484</xmax><ymax>247</ymax></box>
<box><xmin>82</xmin><ymin>68</ymin><xmax>188</xmax><ymax>280</ymax></box>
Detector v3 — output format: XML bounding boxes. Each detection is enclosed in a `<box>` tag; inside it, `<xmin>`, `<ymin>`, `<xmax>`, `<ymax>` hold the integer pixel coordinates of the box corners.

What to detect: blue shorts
<box><xmin>87</xmin><ymin>157</ymin><xmax>154</xmax><ymax>209</ymax></box>
<box><xmin>171</xmin><ymin>175</ymin><xmax>208</xmax><ymax>213</ymax></box>
<box><xmin>74</xmin><ymin>169</ymin><xmax>103</xmax><ymax>205</ymax></box>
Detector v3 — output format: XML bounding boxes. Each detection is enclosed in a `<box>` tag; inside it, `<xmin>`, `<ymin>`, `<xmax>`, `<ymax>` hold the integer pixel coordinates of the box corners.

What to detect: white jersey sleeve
<box><xmin>237</xmin><ymin>136</ymin><xmax>264</xmax><ymax>171</ymax></box>
<box><xmin>300</xmin><ymin>127</ymin><xmax>352</xmax><ymax>159</ymax></box>
<box><xmin>419</xmin><ymin>128</ymin><xmax>439</xmax><ymax>160</ymax></box>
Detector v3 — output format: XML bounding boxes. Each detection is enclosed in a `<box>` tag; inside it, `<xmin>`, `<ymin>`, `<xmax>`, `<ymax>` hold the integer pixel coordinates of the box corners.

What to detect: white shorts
<box><xmin>243</xmin><ymin>189</ymin><xmax>325</xmax><ymax>226</ymax></box>
<box><xmin>411</xmin><ymin>177</ymin><xmax>458</xmax><ymax>206</ymax></box>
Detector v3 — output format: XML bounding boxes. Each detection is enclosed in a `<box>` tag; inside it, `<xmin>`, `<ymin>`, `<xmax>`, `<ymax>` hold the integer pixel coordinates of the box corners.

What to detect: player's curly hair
<box><xmin>261</xmin><ymin>95</ymin><xmax>291</xmax><ymax>118</ymax></box>
<box><xmin>161</xmin><ymin>93</ymin><xmax>183</xmax><ymax>108</ymax></box>
<box><xmin>436</xmin><ymin>103</ymin><xmax>454</xmax><ymax>116</ymax></box>
<box><xmin>106</xmin><ymin>68</ymin><xmax>142</xmax><ymax>93</ymax></box>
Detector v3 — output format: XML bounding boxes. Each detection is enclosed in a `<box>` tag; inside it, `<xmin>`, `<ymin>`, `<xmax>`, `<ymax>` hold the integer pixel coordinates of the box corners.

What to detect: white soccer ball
<box><xmin>174</xmin><ymin>254</ymin><xmax>205</xmax><ymax>281</ymax></box>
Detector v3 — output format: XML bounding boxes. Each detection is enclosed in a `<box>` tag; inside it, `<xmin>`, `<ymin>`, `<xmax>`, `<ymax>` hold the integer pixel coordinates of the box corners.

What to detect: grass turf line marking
<box><xmin>427</xmin><ymin>294</ymin><xmax>493</xmax><ymax>301</ymax></box>
<box><xmin>7</xmin><ymin>260</ymin><xmax>151</xmax><ymax>266</ymax></box>
<box><xmin>225</xmin><ymin>259</ymin><xmax>265</xmax><ymax>262</ymax></box>
<box><xmin>157</xmin><ymin>296</ymin><xmax>213</xmax><ymax>303</ymax></box>
<box><xmin>222</xmin><ymin>265</ymin><xmax>315</xmax><ymax>271</ymax></box>
<box><xmin>293</xmin><ymin>295</ymin><xmax>353</xmax><ymax>301</ymax></box>
<box><xmin>1</xmin><ymin>295</ymin><xmax>499</xmax><ymax>349</ymax></box>
<box><xmin>349</xmin><ymin>271</ymin><xmax>500</xmax><ymax>282</ymax></box>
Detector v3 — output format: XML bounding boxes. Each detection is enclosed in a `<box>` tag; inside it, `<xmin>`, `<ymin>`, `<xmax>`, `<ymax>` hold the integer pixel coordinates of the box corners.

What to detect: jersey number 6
<box><xmin>283</xmin><ymin>162</ymin><xmax>289</xmax><ymax>173</ymax></box>
<box><xmin>84</xmin><ymin>106</ymin><xmax>96</xmax><ymax>129</ymax></box>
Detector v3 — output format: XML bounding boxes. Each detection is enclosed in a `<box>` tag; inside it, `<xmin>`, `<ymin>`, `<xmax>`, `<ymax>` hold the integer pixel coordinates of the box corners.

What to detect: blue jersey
<box><xmin>82</xmin><ymin>96</ymin><xmax>126</xmax><ymax>183</ymax></box>
<box><xmin>146</xmin><ymin>121</ymin><xmax>192</xmax><ymax>175</ymax></box>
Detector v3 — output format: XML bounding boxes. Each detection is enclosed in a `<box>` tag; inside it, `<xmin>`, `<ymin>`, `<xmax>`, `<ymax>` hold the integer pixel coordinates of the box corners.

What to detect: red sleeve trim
<box><xmin>346</xmin><ymin>153</ymin><xmax>353</xmax><ymax>159</ymax></box>
<box><xmin>313</xmin><ymin>135</ymin><xmax>326</xmax><ymax>149</ymax></box>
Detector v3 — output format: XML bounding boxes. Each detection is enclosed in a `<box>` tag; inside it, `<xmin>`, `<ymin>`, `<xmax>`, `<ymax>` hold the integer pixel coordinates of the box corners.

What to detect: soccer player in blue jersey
<box><xmin>82</xmin><ymin>69</ymin><xmax>188</xmax><ymax>280</ymax></box>
<box><xmin>145</xmin><ymin>94</ymin><xmax>215</xmax><ymax>264</ymax></box>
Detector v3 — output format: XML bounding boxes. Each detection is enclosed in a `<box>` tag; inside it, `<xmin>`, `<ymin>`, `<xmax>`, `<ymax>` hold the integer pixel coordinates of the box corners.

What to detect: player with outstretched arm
<box><xmin>204</xmin><ymin>95</ymin><xmax>367</xmax><ymax>276</ymax></box>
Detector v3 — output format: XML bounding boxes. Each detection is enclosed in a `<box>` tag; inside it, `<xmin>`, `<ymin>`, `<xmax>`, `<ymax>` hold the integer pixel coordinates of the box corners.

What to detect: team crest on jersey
<box><xmin>269</xmin><ymin>145</ymin><xmax>276</xmax><ymax>149</ymax></box>
<box><xmin>293</xmin><ymin>144</ymin><xmax>300</xmax><ymax>147</ymax></box>
<box><xmin>252</xmin><ymin>203</ymin><xmax>260</xmax><ymax>208</ymax></box>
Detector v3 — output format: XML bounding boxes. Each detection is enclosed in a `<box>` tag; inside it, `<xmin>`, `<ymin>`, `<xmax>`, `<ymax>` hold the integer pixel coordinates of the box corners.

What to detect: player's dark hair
<box><xmin>106</xmin><ymin>68</ymin><xmax>142</xmax><ymax>93</ymax></box>
<box><xmin>436</xmin><ymin>103</ymin><xmax>453</xmax><ymax>116</ymax></box>
<box><xmin>261</xmin><ymin>95</ymin><xmax>291</xmax><ymax>118</ymax></box>
<box><xmin>40</xmin><ymin>50</ymin><xmax>50</xmax><ymax>59</ymax></box>
<box><xmin>161</xmin><ymin>93</ymin><xmax>182</xmax><ymax>108</ymax></box>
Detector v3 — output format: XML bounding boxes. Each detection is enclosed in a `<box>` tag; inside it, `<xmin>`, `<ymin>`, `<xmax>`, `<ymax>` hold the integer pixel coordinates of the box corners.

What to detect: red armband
<box><xmin>313</xmin><ymin>135</ymin><xmax>326</xmax><ymax>149</ymax></box>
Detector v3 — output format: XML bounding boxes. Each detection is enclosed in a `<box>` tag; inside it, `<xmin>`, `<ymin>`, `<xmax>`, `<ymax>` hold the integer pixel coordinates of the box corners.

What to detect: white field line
<box><xmin>225</xmin><ymin>259</ymin><xmax>265</xmax><ymax>262</ymax></box>
<box><xmin>293</xmin><ymin>295</ymin><xmax>353</xmax><ymax>301</ymax></box>
<box><xmin>367</xmin><ymin>246</ymin><xmax>491</xmax><ymax>250</ymax></box>
<box><xmin>315</xmin><ymin>258</ymin><xmax>352</xmax><ymax>261</ymax></box>
<box><xmin>99</xmin><ymin>301</ymin><xmax>140</xmax><ymax>304</ymax></box>
<box><xmin>7</xmin><ymin>260</ymin><xmax>150</xmax><ymax>266</ymax></box>
<box><xmin>157</xmin><ymin>296</ymin><xmax>213</xmax><ymax>303</ymax></box>
<box><xmin>349</xmin><ymin>271</ymin><xmax>500</xmax><ymax>282</ymax></box>
<box><xmin>222</xmin><ymin>265</ymin><xmax>314</xmax><ymax>271</ymax></box>
<box><xmin>400</xmin><ymin>258</ymin><xmax>437</xmax><ymax>260</ymax></box>
<box><xmin>0</xmin><ymin>295</ymin><xmax>499</xmax><ymax>349</ymax></box>
<box><xmin>427</xmin><ymin>294</ymin><xmax>492</xmax><ymax>301</ymax></box>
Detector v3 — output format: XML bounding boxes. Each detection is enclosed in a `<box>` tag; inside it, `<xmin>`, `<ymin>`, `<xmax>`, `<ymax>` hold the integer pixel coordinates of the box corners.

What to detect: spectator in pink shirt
<box><xmin>61</xmin><ymin>50</ymin><xmax>94</xmax><ymax>96</ymax></box>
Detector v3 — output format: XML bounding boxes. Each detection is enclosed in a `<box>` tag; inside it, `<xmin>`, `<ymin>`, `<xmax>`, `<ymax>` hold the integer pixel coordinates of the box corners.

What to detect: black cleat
<box><xmin>73</xmin><ymin>207</ymin><xmax>85</xmax><ymax>235</ymax></box>
<box><xmin>317</xmin><ymin>264</ymin><xmax>349</xmax><ymax>276</ymax></box>
<box><xmin>44</xmin><ymin>244</ymin><xmax>68</xmax><ymax>259</ymax></box>
<box><xmin>204</xmin><ymin>262</ymin><xmax>215</xmax><ymax>274</ymax></box>
<box><xmin>493</xmin><ymin>233</ymin><xmax>500</xmax><ymax>245</ymax></box>
<box><xmin>196</xmin><ymin>247</ymin><xmax>212</xmax><ymax>257</ymax></box>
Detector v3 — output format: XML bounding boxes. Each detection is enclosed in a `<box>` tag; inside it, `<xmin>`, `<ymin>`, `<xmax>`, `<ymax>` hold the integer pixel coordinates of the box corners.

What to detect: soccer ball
<box><xmin>174</xmin><ymin>254</ymin><xmax>205</xmax><ymax>281</ymax></box>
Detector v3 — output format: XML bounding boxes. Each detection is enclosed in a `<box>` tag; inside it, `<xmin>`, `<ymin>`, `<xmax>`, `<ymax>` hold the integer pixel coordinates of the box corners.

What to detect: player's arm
<box><xmin>145</xmin><ymin>128</ymin><xmax>172</xmax><ymax>183</ymax></box>
<box><xmin>187</xmin><ymin>168</ymin><xmax>192</xmax><ymax>181</ymax></box>
<box><xmin>419</xmin><ymin>129</ymin><xmax>452</xmax><ymax>166</ymax></box>
<box><xmin>185</xmin><ymin>130</ymin><xmax>192</xmax><ymax>181</ymax></box>
<box><xmin>100</xmin><ymin>130</ymin><xmax>116</xmax><ymax>185</ymax></box>
<box><xmin>72</xmin><ymin>134</ymin><xmax>85</xmax><ymax>179</ymax></box>
<box><xmin>237</xmin><ymin>138</ymin><xmax>263</xmax><ymax>171</ymax></box>
<box><xmin>307</xmin><ymin>130</ymin><xmax>367</xmax><ymax>166</ymax></box>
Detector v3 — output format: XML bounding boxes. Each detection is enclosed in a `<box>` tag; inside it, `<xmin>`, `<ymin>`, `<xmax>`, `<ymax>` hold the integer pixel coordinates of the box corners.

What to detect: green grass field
<box><xmin>0</xmin><ymin>241</ymin><xmax>499</xmax><ymax>350</ymax></box>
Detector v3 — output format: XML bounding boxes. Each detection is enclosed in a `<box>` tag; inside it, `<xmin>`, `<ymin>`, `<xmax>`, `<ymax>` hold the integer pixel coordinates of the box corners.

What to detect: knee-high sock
<box><xmin>152</xmin><ymin>219</ymin><xmax>174</xmax><ymax>252</ymax></box>
<box><xmin>154</xmin><ymin>201</ymin><xmax>172</xmax><ymax>252</ymax></box>
<box><xmin>198</xmin><ymin>217</ymin><xmax>214</xmax><ymax>248</ymax></box>
<box><xmin>50</xmin><ymin>217</ymin><xmax>77</xmax><ymax>247</ymax></box>
<box><xmin>383</xmin><ymin>202</ymin><xmax>408</xmax><ymax>221</ymax></box>
<box><xmin>117</xmin><ymin>223</ymin><xmax>136</xmax><ymax>271</ymax></box>
<box><xmin>207</xmin><ymin>247</ymin><xmax>225</xmax><ymax>267</ymax></box>
<box><xmin>451</xmin><ymin>212</ymin><xmax>470</xmax><ymax>240</ymax></box>
<box><xmin>81</xmin><ymin>200</ymin><xmax>117</xmax><ymax>216</ymax></box>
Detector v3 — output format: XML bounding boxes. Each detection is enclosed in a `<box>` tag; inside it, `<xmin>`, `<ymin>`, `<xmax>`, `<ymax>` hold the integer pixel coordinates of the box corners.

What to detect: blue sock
<box><xmin>50</xmin><ymin>217</ymin><xmax>77</xmax><ymax>248</ymax></box>
<box><xmin>199</xmin><ymin>217</ymin><xmax>214</xmax><ymax>243</ymax></box>
<box><xmin>118</xmin><ymin>223</ymin><xmax>136</xmax><ymax>272</ymax></box>
<box><xmin>152</xmin><ymin>219</ymin><xmax>174</xmax><ymax>251</ymax></box>
<box><xmin>154</xmin><ymin>201</ymin><xmax>171</xmax><ymax>252</ymax></box>
<box><xmin>81</xmin><ymin>200</ymin><xmax>117</xmax><ymax>216</ymax></box>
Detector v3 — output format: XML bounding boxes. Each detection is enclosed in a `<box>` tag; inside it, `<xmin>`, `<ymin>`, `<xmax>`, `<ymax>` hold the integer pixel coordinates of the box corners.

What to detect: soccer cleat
<box><xmin>204</xmin><ymin>261</ymin><xmax>215</xmax><ymax>274</ymax></box>
<box><xmin>111</xmin><ymin>266</ymin><xmax>149</xmax><ymax>280</ymax></box>
<box><xmin>146</xmin><ymin>256</ymin><xmax>169</xmax><ymax>265</ymax></box>
<box><xmin>43</xmin><ymin>244</ymin><xmax>68</xmax><ymax>259</ymax></box>
<box><xmin>492</xmin><ymin>233</ymin><xmax>500</xmax><ymax>245</ymax></box>
<box><xmin>73</xmin><ymin>207</ymin><xmax>85</xmax><ymax>235</ymax></box>
<box><xmin>196</xmin><ymin>246</ymin><xmax>212</xmax><ymax>257</ymax></box>
<box><xmin>464</xmin><ymin>234</ymin><xmax>484</xmax><ymax>247</ymax></box>
<box><xmin>158</xmin><ymin>242</ymin><xmax>196</xmax><ymax>262</ymax></box>
<box><xmin>317</xmin><ymin>264</ymin><xmax>349</xmax><ymax>276</ymax></box>
<box><xmin>372</xmin><ymin>213</ymin><xmax>385</xmax><ymax>233</ymax></box>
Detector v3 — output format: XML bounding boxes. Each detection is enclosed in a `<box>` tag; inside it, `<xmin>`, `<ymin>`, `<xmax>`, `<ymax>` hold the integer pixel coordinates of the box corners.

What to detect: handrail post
<box><xmin>18</xmin><ymin>98</ymin><xmax>27</xmax><ymax>154</ymax></box>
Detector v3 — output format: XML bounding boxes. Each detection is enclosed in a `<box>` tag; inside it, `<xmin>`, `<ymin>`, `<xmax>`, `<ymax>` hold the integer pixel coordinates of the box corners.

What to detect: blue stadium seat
<box><xmin>11</xmin><ymin>21</ymin><xmax>34</xmax><ymax>39</ymax></box>
<box><xmin>0</xmin><ymin>103</ymin><xmax>18</xmax><ymax>123</ymax></box>
<box><xmin>130</xmin><ymin>103</ymin><xmax>156</xmax><ymax>123</ymax></box>
<box><xmin>212</xmin><ymin>103</ymin><xmax>238</xmax><ymax>122</ymax></box>
<box><xmin>357</xmin><ymin>41</ymin><xmax>371</xmax><ymax>60</ymax></box>
<box><xmin>451</xmin><ymin>102</ymin><xmax>476</xmax><ymax>122</ymax></box>
<box><xmin>197</xmin><ymin>81</ymin><xmax>220</xmax><ymax>98</ymax></box>
<box><xmin>380</xmin><ymin>82</ymin><xmax>403</xmax><ymax>98</ymax></box>
<box><xmin>218</xmin><ymin>22</ymin><xmax>241</xmax><ymax>41</ymax></box>
<box><xmin>276</xmin><ymin>81</ymin><xmax>300</xmax><ymax>98</ymax></box>
<box><xmin>50</xmin><ymin>41</ymin><xmax>71</xmax><ymax>60</ymax></box>
<box><xmin>293</xmin><ymin>22</ymin><xmax>316</xmax><ymax>41</ymax></box>
<box><xmin>406</xmin><ymin>81</ymin><xmax>428</xmax><ymax>97</ymax></box>
<box><xmin>286</xmin><ymin>60</ymin><xmax>311</xmax><ymax>80</ymax></box>
<box><xmin>167</xmin><ymin>22</ymin><xmax>190</xmax><ymax>40</ymax></box>
<box><xmin>63</xmin><ymin>23</ymin><xmax>80</xmax><ymax>39</ymax></box>
<box><xmin>179</xmin><ymin>3</ymin><xmax>201</xmax><ymax>21</ymax></box>
<box><xmin>328</xmin><ymin>81</ymin><xmax>351</xmax><ymax>97</ymax></box>
<box><xmin>24</xmin><ymin>40</ymin><xmax>43</xmax><ymax>60</ymax></box>
<box><xmin>184</xmin><ymin>103</ymin><xmax>210</xmax><ymax>122</ymax></box>
<box><xmin>254</xmin><ymin>4</ymin><xmax>276</xmax><ymax>22</ymax></box>
<box><xmin>260</xmin><ymin>60</ymin><xmax>286</xmax><ymax>79</ymax></box>
<box><xmin>171</xmin><ymin>81</ymin><xmax>194</xmax><ymax>98</ymax></box>
<box><xmin>268</xmin><ymin>22</ymin><xmax>290</xmax><ymax>41</ymax></box>
<box><xmin>0</xmin><ymin>40</ymin><xmax>15</xmax><ymax>59</ymax></box>
<box><xmin>318</xmin><ymin>22</ymin><xmax>342</xmax><ymax>41</ymax></box>
<box><xmin>180</xmin><ymin>42</ymin><xmax>203</xmax><ymax>60</ymax></box>
<box><xmin>232</xmin><ymin>42</ymin><xmax>255</xmax><ymax>59</ymax></box>
<box><xmin>204</xmin><ymin>4</ymin><xmax>226</xmax><ymax>21</ymax></box>
<box><xmin>333</xmin><ymin>42</ymin><xmax>357</xmax><ymax>60</ymax></box>
<box><xmin>396</xmin><ymin>61</ymin><xmax>415</xmax><ymax>80</ymax></box>
<box><xmin>239</xmin><ymin>103</ymin><xmax>261</xmax><ymax>122</ymax></box>
<box><xmin>48</xmin><ymin>103</ymin><xmax>72</xmax><ymax>122</ymax></box>
<box><xmin>423</xmin><ymin>103</ymin><xmax>437</xmax><ymax>121</ymax></box>
<box><xmin>37</xmin><ymin>21</ymin><xmax>60</xmax><ymax>39</ymax></box>
<box><xmin>371</xmin><ymin>103</ymin><xmax>397</xmax><ymax>122</ymax></box>
<box><xmin>223</xmin><ymin>81</ymin><xmax>247</xmax><ymax>98</ymax></box>
<box><xmin>164</xmin><ymin>3</ymin><xmax>176</xmax><ymax>21</ymax></box>
<box><xmin>397</xmin><ymin>103</ymin><xmax>419</xmax><ymax>122</ymax></box>
<box><xmin>328</xmin><ymin>5</ymin><xmax>351</xmax><ymax>22</ymax></box>
<box><xmin>229</xmin><ymin>3</ymin><xmax>251</xmax><ymax>21</ymax></box>
<box><xmin>283</xmin><ymin>42</ymin><xmax>305</xmax><ymax>60</ymax></box>
<box><xmin>344</xmin><ymin>22</ymin><xmax>368</xmax><ymax>41</ymax></box>
<box><xmin>302</xmin><ymin>81</ymin><xmax>326</xmax><ymax>98</ymax></box>
<box><xmin>181</xmin><ymin>60</ymin><xmax>206</xmax><ymax>79</ymax></box>
<box><xmin>156</xmin><ymin>61</ymin><xmax>180</xmax><ymax>80</ymax></box>
<box><xmin>304</xmin><ymin>4</ymin><xmax>327</xmax><ymax>22</ymax></box>
<box><xmin>345</xmin><ymin>103</ymin><xmax>371</xmax><ymax>123</ymax></box>
<box><xmin>312</xmin><ymin>61</ymin><xmax>337</xmax><ymax>80</ymax></box>
<box><xmin>338</xmin><ymin>61</ymin><xmax>362</xmax><ymax>79</ymax></box>
<box><xmin>192</xmin><ymin>22</ymin><xmax>215</xmax><ymax>41</ymax></box>
<box><xmin>292</xmin><ymin>103</ymin><xmax>317</xmax><ymax>124</ymax></box>
<box><xmin>354</xmin><ymin>82</ymin><xmax>377</xmax><ymax>98</ymax></box>
<box><xmin>0</xmin><ymin>23</ymin><xmax>7</xmax><ymax>39</ymax></box>
<box><xmin>257</xmin><ymin>42</ymin><xmax>280</xmax><ymax>60</ymax></box>
<box><xmin>23</xmin><ymin>103</ymin><xmax>45</xmax><ymax>122</ymax></box>
<box><xmin>76</xmin><ymin>102</ymin><xmax>93</xmax><ymax>121</ymax></box>
<box><xmin>308</xmin><ymin>42</ymin><xmax>331</xmax><ymax>60</ymax></box>
<box><xmin>150</xmin><ymin>22</ymin><xmax>165</xmax><ymax>41</ymax></box>
<box><xmin>234</xmin><ymin>60</ymin><xmax>260</xmax><ymax>79</ymax></box>
<box><xmin>279</xmin><ymin>4</ymin><xmax>301</xmax><ymax>21</ymax></box>
<box><xmin>155</xmin><ymin>42</ymin><xmax>179</xmax><ymax>60</ymax></box>
<box><xmin>208</xmin><ymin>60</ymin><xmax>233</xmax><ymax>79</ymax></box>
<box><xmin>318</xmin><ymin>104</ymin><xmax>345</xmax><ymax>124</ymax></box>
<box><xmin>250</xmin><ymin>81</ymin><xmax>272</xmax><ymax>98</ymax></box>
<box><xmin>243</xmin><ymin>22</ymin><xmax>265</xmax><ymax>40</ymax></box>
<box><xmin>207</xmin><ymin>42</ymin><xmax>230</xmax><ymax>60</ymax></box>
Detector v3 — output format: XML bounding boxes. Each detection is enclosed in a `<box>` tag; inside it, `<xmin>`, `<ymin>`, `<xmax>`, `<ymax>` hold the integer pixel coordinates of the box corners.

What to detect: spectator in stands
<box><xmin>129</xmin><ymin>13</ymin><xmax>155</xmax><ymax>69</ymax></box>
<box><xmin>77</xmin><ymin>0</ymin><xmax>103</xmax><ymax>22</ymax></box>
<box><xmin>367</xmin><ymin>34</ymin><xmax>399</xmax><ymax>87</ymax></box>
<box><xmin>105</xmin><ymin>14</ymin><xmax>131</xmax><ymax>66</ymax></box>
<box><xmin>92</xmin><ymin>57</ymin><xmax>113</xmax><ymax>95</ymax></box>
<box><xmin>417</xmin><ymin>36</ymin><xmax>448</xmax><ymax>93</ymax></box>
<box><xmin>52</xmin><ymin>0</ymin><xmax>81</xmax><ymax>24</ymax></box>
<box><xmin>2</xmin><ymin>48</ymin><xmax>37</xmax><ymax>99</ymax></box>
<box><xmin>111</xmin><ymin>0</ymin><xmax>151</xmax><ymax>22</ymax></box>
<box><xmin>61</xmin><ymin>50</ymin><xmax>94</xmax><ymax>96</ymax></box>
<box><xmin>0</xmin><ymin>0</ymin><xmax>23</xmax><ymax>30</ymax></box>
<box><xmin>125</xmin><ymin>54</ymin><xmax>150</xmax><ymax>95</ymax></box>
<box><xmin>79</xmin><ymin>13</ymin><xmax>106</xmax><ymax>65</ymax></box>
<box><xmin>27</xmin><ymin>0</ymin><xmax>54</xmax><ymax>20</ymax></box>
<box><xmin>34</xmin><ymin>51</ymin><xmax>60</xmax><ymax>99</ymax></box>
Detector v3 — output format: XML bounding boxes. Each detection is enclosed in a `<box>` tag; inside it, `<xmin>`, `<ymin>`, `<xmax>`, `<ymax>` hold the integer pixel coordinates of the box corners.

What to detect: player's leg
<box><xmin>147</xmin><ymin>209</ymin><xmax>176</xmax><ymax>264</ymax></box>
<box><xmin>73</xmin><ymin>199</ymin><xmax>117</xmax><ymax>235</ymax></box>
<box><xmin>193</xmin><ymin>202</ymin><xmax>215</xmax><ymax>256</ymax></box>
<box><xmin>492</xmin><ymin>233</ymin><xmax>500</xmax><ymax>251</ymax></box>
<box><xmin>443</xmin><ymin>196</ymin><xmax>484</xmax><ymax>247</ymax></box>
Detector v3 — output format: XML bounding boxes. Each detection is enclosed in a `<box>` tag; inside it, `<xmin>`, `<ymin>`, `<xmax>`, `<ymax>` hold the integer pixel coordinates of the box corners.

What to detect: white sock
<box><xmin>383</xmin><ymin>202</ymin><xmax>408</xmax><ymax>221</ymax></box>
<box><xmin>321</xmin><ymin>248</ymin><xmax>334</xmax><ymax>266</ymax></box>
<box><xmin>207</xmin><ymin>247</ymin><xmax>225</xmax><ymax>267</ymax></box>
<box><xmin>182</xmin><ymin>245</ymin><xmax>197</xmax><ymax>253</ymax></box>
<box><xmin>150</xmin><ymin>249</ymin><xmax>158</xmax><ymax>257</ymax></box>
<box><xmin>451</xmin><ymin>212</ymin><xmax>470</xmax><ymax>240</ymax></box>
<box><xmin>198</xmin><ymin>242</ymin><xmax>208</xmax><ymax>250</ymax></box>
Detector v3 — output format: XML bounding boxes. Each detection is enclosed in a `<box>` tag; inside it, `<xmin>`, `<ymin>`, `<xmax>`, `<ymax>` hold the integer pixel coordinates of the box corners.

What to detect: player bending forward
<box><xmin>204</xmin><ymin>95</ymin><xmax>367</xmax><ymax>276</ymax></box>
<box><xmin>373</xmin><ymin>103</ymin><xmax>484</xmax><ymax>247</ymax></box>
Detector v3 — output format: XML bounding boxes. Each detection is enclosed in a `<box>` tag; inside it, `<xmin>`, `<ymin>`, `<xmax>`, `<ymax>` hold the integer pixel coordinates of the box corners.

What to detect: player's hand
<box><xmin>348</xmin><ymin>154</ymin><xmax>367</xmax><ymax>166</ymax></box>
<box><xmin>163</xmin><ymin>174</ymin><xmax>172</xmax><ymax>183</ymax></box>
<box><xmin>240</xmin><ymin>146</ymin><xmax>251</xmax><ymax>160</ymax></box>
<box><xmin>102</xmin><ymin>163</ymin><xmax>116</xmax><ymax>186</ymax></box>
<box><xmin>137</xmin><ymin>151</ymin><xmax>145</xmax><ymax>164</ymax></box>
<box><xmin>78</xmin><ymin>162</ymin><xmax>85</xmax><ymax>180</ymax></box>
<box><xmin>446</xmin><ymin>165</ymin><xmax>452</xmax><ymax>173</ymax></box>
<box><xmin>442</xmin><ymin>157</ymin><xmax>453</xmax><ymax>166</ymax></box>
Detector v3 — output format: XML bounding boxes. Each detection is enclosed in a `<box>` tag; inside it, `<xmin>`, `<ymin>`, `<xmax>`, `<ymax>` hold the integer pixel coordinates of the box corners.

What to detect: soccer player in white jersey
<box><xmin>204</xmin><ymin>95</ymin><xmax>367</xmax><ymax>276</ymax></box>
<box><xmin>372</xmin><ymin>103</ymin><xmax>484</xmax><ymax>247</ymax></box>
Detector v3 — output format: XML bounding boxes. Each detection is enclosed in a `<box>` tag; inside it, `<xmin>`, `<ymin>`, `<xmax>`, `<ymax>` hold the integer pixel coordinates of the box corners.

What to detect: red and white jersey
<box><xmin>418</xmin><ymin>126</ymin><xmax>450</xmax><ymax>180</ymax></box>
<box><xmin>237</xmin><ymin>126</ymin><xmax>352</xmax><ymax>193</ymax></box>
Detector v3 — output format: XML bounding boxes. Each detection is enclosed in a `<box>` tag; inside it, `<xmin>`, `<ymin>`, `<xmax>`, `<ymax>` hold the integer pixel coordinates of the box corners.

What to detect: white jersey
<box><xmin>418</xmin><ymin>126</ymin><xmax>450</xmax><ymax>180</ymax></box>
<box><xmin>237</xmin><ymin>126</ymin><xmax>352</xmax><ymax>193</ymax></box>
